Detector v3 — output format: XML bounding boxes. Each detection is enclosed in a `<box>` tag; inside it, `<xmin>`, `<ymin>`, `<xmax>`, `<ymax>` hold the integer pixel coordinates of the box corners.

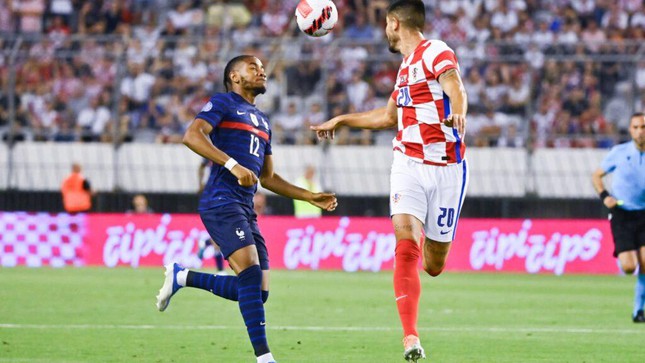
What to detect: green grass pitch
<box><xmin>0</xmin><ymin>267</ymin><xmax>643</xmax><ymax>362</ymax></box>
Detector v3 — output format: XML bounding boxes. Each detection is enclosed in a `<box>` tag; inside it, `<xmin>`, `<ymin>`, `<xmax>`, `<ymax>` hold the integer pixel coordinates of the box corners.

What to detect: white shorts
<box><xmin>389</xmin><ymin>152</ymin><xmax>469</xmax><ymax>242</ymax></box>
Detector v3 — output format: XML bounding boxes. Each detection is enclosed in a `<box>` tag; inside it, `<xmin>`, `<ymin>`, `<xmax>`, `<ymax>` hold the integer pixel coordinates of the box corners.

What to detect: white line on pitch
<box><xmin>0</xmin><ymin>323</ymin><xmax>640</xmax><ymax>335</ymax></box>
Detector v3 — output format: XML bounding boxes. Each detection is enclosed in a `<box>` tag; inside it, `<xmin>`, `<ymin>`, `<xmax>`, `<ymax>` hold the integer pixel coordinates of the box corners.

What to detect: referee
<box><xmin>592</xmin><ymin>112</ymin><xmax>645</xmax><ymax>323</ymax></box>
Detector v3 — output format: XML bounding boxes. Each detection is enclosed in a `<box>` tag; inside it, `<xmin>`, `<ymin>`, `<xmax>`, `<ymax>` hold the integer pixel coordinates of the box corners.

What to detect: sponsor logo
<box><xmin>439</xmin><ymin>230</ymin><xmax>452</xmax><ymax>235</ymax></box>
<box><xmin>283</xmin><ymin>217</ymin><xmax>396</xmax><ymax>272</ymax></box>
<box><xmin>236</xmin><ymin>110</ymin><xmax>246</xmax><ymax>115</ymax></box>
<box><xmin>469</xmin><ymin>219</ymin><xmax>602</xmax><ymax>275</ymax></box>
<box><xmin>102</xmin><ymin>214</ymin><xmax>208</xmax><ymax>268</ymax></box>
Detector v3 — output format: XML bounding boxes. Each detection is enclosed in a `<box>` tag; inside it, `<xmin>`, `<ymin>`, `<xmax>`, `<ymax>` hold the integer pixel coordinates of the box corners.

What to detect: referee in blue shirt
<box><xmin>592</xmin><ymin>112</ymin><xmax>645</xmax><ymax>322</ymax></box>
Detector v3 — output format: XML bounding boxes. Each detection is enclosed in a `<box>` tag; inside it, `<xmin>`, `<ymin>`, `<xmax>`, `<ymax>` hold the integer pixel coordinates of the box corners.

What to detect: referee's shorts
<box><xmin>609</xmin><ymin>207</ymin><xmax>645</xmax><ymax>257</ymax></box>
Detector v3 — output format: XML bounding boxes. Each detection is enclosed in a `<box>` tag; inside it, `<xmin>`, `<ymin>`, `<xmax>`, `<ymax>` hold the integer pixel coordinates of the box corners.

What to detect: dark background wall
<box><xmin>0</xmin><ymin>191</ymin><xmax>608</xmax><ymax>219</ymax></box>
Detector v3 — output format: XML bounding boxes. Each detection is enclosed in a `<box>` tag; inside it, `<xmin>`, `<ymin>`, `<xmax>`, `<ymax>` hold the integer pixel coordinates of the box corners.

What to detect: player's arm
<box><xmin>311</xmin><ymin>98</ymin><xmax>397</xmax><ymax>140</ymax></box>
<box><xmin>591</xmin><ymin>168</ymin><xmax>618</xmax><ymax>208</ymax></box>
<box><xmin>259</xmin><ymin>154</ymin><xmax>337</xmax><ymax>211</ymax></box>
<box><xmin>197</xmin><ymin>161</ymin><xmax>207</xmax><ymax>192</ymax></box>
<box><xmin>438</xmin><ymin>68</ymin><xmax>468</xmax><ymax>136</ymax></box>
<box><xmin>183</xmin><ymin>118</ymin><xmax>258</xmax><ymax>187</ymax></box>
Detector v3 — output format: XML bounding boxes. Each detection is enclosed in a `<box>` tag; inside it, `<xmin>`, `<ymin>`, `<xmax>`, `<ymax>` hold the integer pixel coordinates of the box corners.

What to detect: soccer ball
<box><xmin>295</xmin><ymin>0</ymin><xmax>338</xmax><ymax>37</ymax></box>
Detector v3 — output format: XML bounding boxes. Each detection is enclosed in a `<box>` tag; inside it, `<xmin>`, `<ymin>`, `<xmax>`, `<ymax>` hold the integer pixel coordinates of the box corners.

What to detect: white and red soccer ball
<box><xmin>295</xmin><ymin>0</ymin><xmax>338</xmax><ymax>37</ymax></box>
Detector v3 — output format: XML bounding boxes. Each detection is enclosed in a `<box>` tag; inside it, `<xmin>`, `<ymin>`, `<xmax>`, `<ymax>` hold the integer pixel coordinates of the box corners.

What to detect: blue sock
<box><xmin>634</xmin><ymin>274</ymin><xmax>645</xmax><ymax>316</ymax></box>
<box><xmin>186</xmin><ymin>271</ymin><xmax>238</xmax><ymax>301</ymax></box>
<box><xmin>237</xmin><ymin>265</ymin><xmax>269</xmax><ymax>357</ymax></box>
<box><xmin>214</xmin><ymin>252</ymin><xmax>225</xmax><ymax>271</ymax></box>
<box><xmin>184</xmin><ymin>271</ymin><xmax>270</xmax><ymax>303</ymax></box>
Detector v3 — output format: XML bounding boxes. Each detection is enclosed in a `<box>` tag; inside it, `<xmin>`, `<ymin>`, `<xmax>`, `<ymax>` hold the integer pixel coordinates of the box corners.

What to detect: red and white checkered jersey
<box><xmin>390</xmin><ymin>39</ymin><xmax>466</xmax><ymax>166</ymax></box>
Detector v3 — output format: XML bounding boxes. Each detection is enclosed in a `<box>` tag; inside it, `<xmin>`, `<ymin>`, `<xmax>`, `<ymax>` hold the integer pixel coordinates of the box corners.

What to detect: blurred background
<box><xmin>1</xmin><ymin>0</ymin><xmax>643</xmax><ymax>217</ymax></box>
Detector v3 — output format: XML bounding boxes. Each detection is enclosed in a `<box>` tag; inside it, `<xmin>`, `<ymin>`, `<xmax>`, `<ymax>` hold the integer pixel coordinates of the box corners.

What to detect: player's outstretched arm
<box><xmin>183</xmin><ymin>118</ymin><xmax>258</xmax><ymax>187</ymax></box>
<box><xmin>259</xmin><ymin>154</ymin><xmax>337</xmax><ymax>211</ymax></box>
<box><xmin>311</xmin><ymin>99</ymin><xmax>397</xmax><ymax>140</ymax></box>
<box><xmin>438</xmin><ymin>69</ymin><xmax>468</xmax><ymax>136</ymax></box>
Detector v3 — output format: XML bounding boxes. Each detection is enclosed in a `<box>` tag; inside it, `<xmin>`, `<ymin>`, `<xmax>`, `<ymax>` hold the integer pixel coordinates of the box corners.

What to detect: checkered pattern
<box><xmin>0</xmin><ymin>212</ymin><xmax>86</xmax><ymax>267</ymax></box>
<box><xmin>391</xmin><ymin>39</ymin><xmax>465</xmax><ymax>166</ymax></box>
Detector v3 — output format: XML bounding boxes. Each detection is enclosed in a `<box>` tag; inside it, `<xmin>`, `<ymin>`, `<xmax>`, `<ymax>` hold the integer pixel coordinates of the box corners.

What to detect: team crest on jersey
<box><xmin>392</xmin><ymin>193</ymin><xmax>402</xmax><ymax>204</ymax></box>
<box><xmin>201</xmin><ymin>102</ymin><xmax>213</xmax><ymax>112</ymax></box>
<box><xmin>236</xmin><ymin>228</ymin><xmax>246</xmax><ymax>241</ymax></box>
<box><xmin>398</xmin><ymin>74</ymin><xmax>408</xmax><ymax>85</ymax></box>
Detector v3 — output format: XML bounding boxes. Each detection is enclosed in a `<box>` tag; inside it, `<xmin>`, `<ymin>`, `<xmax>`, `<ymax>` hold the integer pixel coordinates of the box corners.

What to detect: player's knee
<box><xmin>423</xmin><ymin>265</ymin><xmax>445</xmax><ymax>277</ymax></box>
<box><xmin>261</xmin><ymin>290</ymin><xmax>269</xmax><ymax>303</ymax></box>
<box><xmin>395</xmin><ymin>240</ymin><xmax>421</xmax><ymax>262</ymax></box>
<box><xmin>622</xmin><ymin>263</ymin><xmax>637</xmax><ymax>275</ymax></box>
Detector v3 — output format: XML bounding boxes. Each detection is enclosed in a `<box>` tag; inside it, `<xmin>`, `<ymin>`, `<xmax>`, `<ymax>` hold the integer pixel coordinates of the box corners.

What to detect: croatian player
<box><xmin>312</xmin><ymin>1</ymin><xmax>468</xmax><ymax>361</ymax></box>
<box><xmin>156</xmin><ymin>55</ymin><xmax>338</xmax><ymax>363</ymax></box>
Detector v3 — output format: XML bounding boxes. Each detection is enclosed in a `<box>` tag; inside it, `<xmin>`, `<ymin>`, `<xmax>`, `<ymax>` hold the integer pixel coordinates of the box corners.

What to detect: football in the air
<box><xmin>295</xmin><ymin>0</ymin><xmax>338</xmax><ymax>37</ymax></box>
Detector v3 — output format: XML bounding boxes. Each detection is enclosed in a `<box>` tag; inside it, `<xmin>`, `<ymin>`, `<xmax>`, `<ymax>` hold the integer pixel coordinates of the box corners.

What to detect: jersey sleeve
<box><xmin>422</xmin><ymin>40</ymin><xmax>459</xmax><ymax>78</ymax></box>
<box><xmin>195</xmin><ymin>95</ymin><xmax>228</xmax><ymax>128</ymax></box>
<box><xmin>600</xmin><ymin>146</ymin><xmax>619</xmax><ymax>174</ymax></box>
<box><xmin>265</xmin><ymin>130</ymin><xmax>273</xmax><ymax>155</ymax></box>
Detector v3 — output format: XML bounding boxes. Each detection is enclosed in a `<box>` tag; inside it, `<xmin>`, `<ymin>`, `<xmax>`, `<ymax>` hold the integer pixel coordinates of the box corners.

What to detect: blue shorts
<box><xmin>200</xmin><ymin>203</ymin><xmax>269</xmax><ymax>270</ymax></box>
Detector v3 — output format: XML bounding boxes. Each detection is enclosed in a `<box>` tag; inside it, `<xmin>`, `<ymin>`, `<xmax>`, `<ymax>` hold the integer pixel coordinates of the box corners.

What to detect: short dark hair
<box><xmin>387</xmin><ymin>0</ymin><xmax>426</xmax><ymax>32</ymax></box>
<box><xmin>631</xmin><ymin>112</ymin><xmax>644</xmax><ymax>118</ymax></box>
<box><xmin>223</xmin><ymin>55</ymin><xmax>253</xmax><ymax>92</ymax></box>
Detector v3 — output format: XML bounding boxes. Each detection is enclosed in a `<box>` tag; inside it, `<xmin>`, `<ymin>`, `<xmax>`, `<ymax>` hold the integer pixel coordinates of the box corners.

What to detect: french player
<box><xmin>156</xmin><ymin>55</ymin><xmax>338</xmax><ymax>363</ymax></box>
<box><xmin>312</xmin><ymin>1</ymin><xmax>468</xmax><ymax>361</ymax></box>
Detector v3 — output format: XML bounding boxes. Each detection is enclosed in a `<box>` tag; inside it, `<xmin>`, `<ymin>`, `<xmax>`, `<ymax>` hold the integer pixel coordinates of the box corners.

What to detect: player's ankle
<box><xmin>176</xmin><ymin>269</ymin><xmax>188</xmax><ymax>287</ymax></box>
<box><xmin>256</xmin><ymin>352</ymin><xmax>275</xmax><ymax>363</ymax></box>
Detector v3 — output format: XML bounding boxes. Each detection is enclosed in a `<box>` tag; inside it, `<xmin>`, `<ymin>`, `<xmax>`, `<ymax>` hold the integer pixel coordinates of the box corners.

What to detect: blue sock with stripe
<box><xmin>237</xmin><ymin>265</ymin><xmax>269</xmax><ymax>357</ymax></box>
<box><xmin>184</xmin><ymin>271</ymin><xmax>269</xmax><ymax>303</ymax></box>
<box><xmin>634</xmin><ymin>274</ymin><xmax>645</xmax><ymax>316</ymax></box>
<box><xmin>186</xmin><ymin>271</ymin><xmax>238</xmax><ymax>301</ymax></box>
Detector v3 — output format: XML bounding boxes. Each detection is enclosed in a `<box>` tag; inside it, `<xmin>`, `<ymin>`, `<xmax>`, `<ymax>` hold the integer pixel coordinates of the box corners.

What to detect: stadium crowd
<box><xmin>1</xmin><ymin>0</ymin><xmax>644</xmax><ymax>148</ymax></box>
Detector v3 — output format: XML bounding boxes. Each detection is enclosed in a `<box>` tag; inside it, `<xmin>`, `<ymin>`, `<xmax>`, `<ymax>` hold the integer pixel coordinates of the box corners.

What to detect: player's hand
<box><xmin>310</xmin><ymin>192</ymin><xmax>337</xmax><ymax>212</ymax></box>
<box><xmin>603</xmin><ymin>195</ymin><xmax>618</xmax><ymax>209</ymax></box>
<box><xmin>311</xmin><ymin>119</ymin><xmax>339</xmax><ymax>140</ymax></box>
<box><xmin>231</xmin><ymin>164</ymin><xmax>258</xmax><ymax>187</ymax></box>
<box><xmin>443</xmin><ymin>114</ymin><xmax>466</xmax><ymax>137</ymax></box>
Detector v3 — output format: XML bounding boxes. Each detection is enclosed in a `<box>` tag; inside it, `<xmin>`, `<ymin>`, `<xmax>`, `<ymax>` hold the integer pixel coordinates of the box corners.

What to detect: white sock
<box><xmin>256</xmin><ymin>352</ymin><xmax>275</xmax><ymax>363</ymax></box>
<box><xmin>176</xmin><ymin>269</ymin><xmax>188</xmax><ymax>287</ymax></box>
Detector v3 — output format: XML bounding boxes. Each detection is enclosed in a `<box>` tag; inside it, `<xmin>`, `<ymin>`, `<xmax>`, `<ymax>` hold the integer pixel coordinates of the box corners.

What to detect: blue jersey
<box><xmin>195</xmin><ymin>92</ymin><xmax>272</xmax><ymax>211</ymax></box>
<box><xmin>600</xmin><ymin>141</ymin><xmax>645</xmax><ymax>210</ymax></box>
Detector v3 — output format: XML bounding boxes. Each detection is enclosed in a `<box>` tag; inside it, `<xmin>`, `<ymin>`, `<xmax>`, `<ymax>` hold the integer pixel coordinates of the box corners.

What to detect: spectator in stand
<box><xmin>273</xmin><ymin>100</ymin><xmax>304</xmax><ymax>145</ymax></box>
<box><xmin>261</xmin><ymin>1</ymin><xmax>289</xmax><ymax>36</ymax></box>
<box><xmin>303</xmin><ymin>102</ymin><xmax>326</xmax><ymax>145</ymax></box>
<box><xmin>15</xmin><ymin>0</ymin><xmax>45</xmax><ymax>33</ymax></box>
<box><xmin>76</xmin><ymin>96</ymin><xmax>111</xmax><ymax>142</ymax></box>
<box><xmin>345</xmin><ymin>13</ymin><xmax>376</xmax><ymax>40</ymax></box>
<box><xmin>0</xmin><ymin>0</ymin><xmax>13</xmax><ymax>34</ymax></box>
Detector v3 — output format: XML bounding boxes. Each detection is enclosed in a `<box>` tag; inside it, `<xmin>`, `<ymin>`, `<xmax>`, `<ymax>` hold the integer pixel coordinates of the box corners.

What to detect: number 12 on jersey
<box><xmin>249</xmin><ymin>135</ymin><xmax>260</xmax><ymax>157</ymax></box>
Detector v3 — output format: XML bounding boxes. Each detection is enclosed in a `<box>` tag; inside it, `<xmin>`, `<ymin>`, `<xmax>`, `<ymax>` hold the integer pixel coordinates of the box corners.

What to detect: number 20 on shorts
<box><xmin>437</xmin><ymin>207</ymin><xmax>455</xmax><ymax>227</ymax></box>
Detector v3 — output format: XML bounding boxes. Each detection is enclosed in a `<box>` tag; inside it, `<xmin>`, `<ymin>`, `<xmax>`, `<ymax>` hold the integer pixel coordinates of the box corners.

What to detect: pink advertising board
<box><xmin>0</xmin><ymin>212</ymin><xmax>618</xmax><ymax>275</ymax></box>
